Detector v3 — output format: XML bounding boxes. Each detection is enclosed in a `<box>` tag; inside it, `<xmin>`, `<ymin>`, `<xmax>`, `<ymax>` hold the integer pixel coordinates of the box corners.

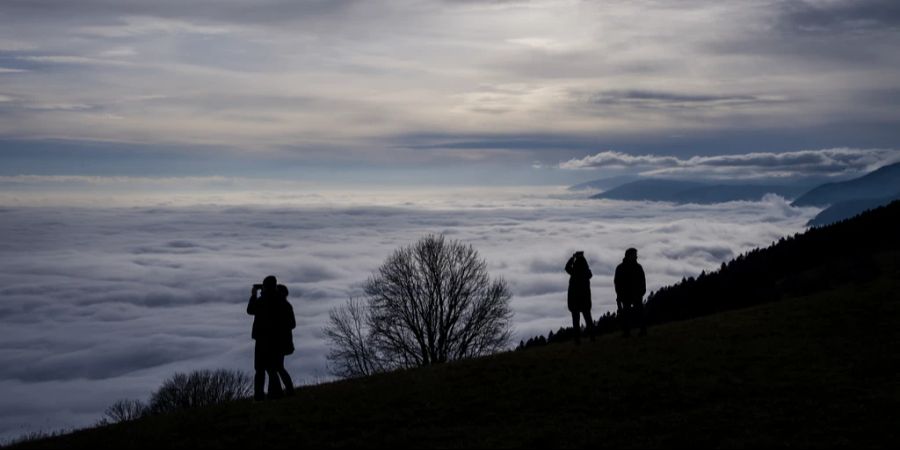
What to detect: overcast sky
<box><xmin>1</xmin><ymin>0</ymin><xmax>899</xmax><ymax>183</ymax></box>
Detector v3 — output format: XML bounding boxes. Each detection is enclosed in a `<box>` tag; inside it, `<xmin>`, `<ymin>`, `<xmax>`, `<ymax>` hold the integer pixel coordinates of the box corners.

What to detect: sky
<box><xmin>1</xmin><ymin>0</ymin><xmax>900</xmax><ymax>442</ymax></box>
<box><xmin>1</xmin><ymin>0</ymin><xmax>899</xmax><ymax>183</ymax></box>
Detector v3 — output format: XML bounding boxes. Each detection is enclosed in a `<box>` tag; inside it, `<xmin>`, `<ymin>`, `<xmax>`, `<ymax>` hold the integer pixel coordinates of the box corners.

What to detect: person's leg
<box><xmin>571</xmin><ymin>310</ymin><xmax>581</xmax><ymax>344</ymax></box>
<box><xmin>621</xmin><ymin>303</ymin><xmax>632</xmax><ymax>337</ymax></box>
<box><xmin>636</xmin><ymin>301</ymin><xmax>647</xmax><ymax>336</ymax></box>
<box><xmin>266</xmin><ymin>370</ymin><xmax>282</xmax><ymax>399</ymax></box>
<box><xmin>274</xmin><ymin>354</ymin><xmax>294</xmax><ymax>395</ymax></box>
<box><xmin>253</xmin><ymin>341</ymin><xmax>266</xmax><ymax>401</ymax></box>
<box><xmin>264</xmin><ymin>346</ymin><xmax>283</xmax><ymax>399</ymax></box>
<box><xmin>582</xmin><ymin>310</ymin><xmax>595</xmax><ymax>341</ymax></box>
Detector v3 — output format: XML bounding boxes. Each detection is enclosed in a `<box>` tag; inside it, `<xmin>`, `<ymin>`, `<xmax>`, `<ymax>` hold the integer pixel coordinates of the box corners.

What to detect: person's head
<box><xmin>624</xmin><ymin>248</ymin><xmax>638</xmax><ymax>261</ymax></box>
<box><xmin>277</xmin><ymin>284</ymin><xmax>289</xmax><ymax>299</ymax></box>
<box><xmin>262</xmin><ymin>275</ymin><xmax>277</xmax><ymax>293</ymax></box>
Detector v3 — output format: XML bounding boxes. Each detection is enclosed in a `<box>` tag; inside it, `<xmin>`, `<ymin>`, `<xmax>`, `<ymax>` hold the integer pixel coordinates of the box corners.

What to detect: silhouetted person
<box><xmin>274</xmin><ymin>284</ymin><xmax>296</xmax><ymax>397</ymax></box>
<box><xmin>615</xmin><ymin>248</ymin><xmax>647</xmax><ymax>337</ymax></box>
<box><xmin>565</xmin><ymin>251</ymin><xmax>594</xmax><ymax>344</ymax></box>
<box><xmin>247</xmin><ymin>275</ymin><xmax>284</xmax><ymax>400</ymax></box>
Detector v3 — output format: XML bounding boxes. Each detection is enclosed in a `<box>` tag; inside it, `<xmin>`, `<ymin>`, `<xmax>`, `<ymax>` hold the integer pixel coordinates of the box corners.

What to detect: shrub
<box><xmin>148</xmin><ymin>369</ymin><xmax>252</xmax><ymax>414</ymax></box>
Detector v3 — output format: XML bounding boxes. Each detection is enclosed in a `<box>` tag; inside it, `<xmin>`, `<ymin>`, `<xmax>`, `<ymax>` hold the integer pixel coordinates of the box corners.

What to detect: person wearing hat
<box><xmin>615</xmin><ymin>248</ymin><xmax>647</xmax><ymax>337</ymax></box>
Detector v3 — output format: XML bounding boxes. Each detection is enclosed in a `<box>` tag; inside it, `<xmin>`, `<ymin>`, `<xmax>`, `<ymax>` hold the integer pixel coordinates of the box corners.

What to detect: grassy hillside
<box><xmin>13</xmin><ymin>251</ymin><xmax>900</xmax><ymax>449</ymax></box>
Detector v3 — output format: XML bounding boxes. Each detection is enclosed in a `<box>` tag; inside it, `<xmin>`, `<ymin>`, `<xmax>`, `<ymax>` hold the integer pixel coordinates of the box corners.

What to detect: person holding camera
<box><xmin>247</xmin><ymin>275</ymin><xmax>295</xmax><ymax>400</ymax></box>
<box><xmin>565</xmin><ymin>251</ymin><xmax>595</xmax><ymax>344</ymax></box>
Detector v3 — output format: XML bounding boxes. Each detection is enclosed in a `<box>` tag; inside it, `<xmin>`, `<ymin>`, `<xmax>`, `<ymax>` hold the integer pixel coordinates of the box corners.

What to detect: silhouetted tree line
<box><xmin>518</xmin><ymin>200</ymin><xmax>900</xmax><ymax>351</ymax></box>
<box><xmin>517</xmin><ymin>311</ymin><xmax>619</xmax><ymax>349</ymax></box>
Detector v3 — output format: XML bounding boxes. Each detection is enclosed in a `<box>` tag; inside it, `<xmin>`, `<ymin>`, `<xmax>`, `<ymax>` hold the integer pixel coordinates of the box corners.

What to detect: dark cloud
<box><xmin>778</xmin><ymin>0</ymin><xmax>900</xmax><ymax>34</ymax></box>
<box><xmin>705</xmin><ymin>0</ymin><xmax>900</xmax><ymax>70</ymax></box>
<box><xmin>584</xmin><ymin>90</ymin><xmax>777</xmax><ymax>109</ymax></box>
<box><xmin>0</xmin><ymin>0</ymin><xmax>362</xmax><ymax>26</ymax></box>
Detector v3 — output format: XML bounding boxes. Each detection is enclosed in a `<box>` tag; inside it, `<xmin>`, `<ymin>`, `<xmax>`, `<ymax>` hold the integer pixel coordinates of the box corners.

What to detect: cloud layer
<box><xmin>559</xmin><ymin>148</ymin><xmax>900</xmax><ymax>179</ymax></box>
<box><xmin>0</xmin><ymin>187</ymin><xmax>819</xmax><ymax>439</ymax></box>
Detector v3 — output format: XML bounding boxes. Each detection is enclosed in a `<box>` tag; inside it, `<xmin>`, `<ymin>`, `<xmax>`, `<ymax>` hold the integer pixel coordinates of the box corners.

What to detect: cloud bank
<box><xmin>559</xmin><ymin>148</ymin><xmax>900</xmax><ymax>179</ymax></box>
<box><xmin>0</xmin><ymin>187</ymin><xmax>819</xmax><ymax>439</ymax></box>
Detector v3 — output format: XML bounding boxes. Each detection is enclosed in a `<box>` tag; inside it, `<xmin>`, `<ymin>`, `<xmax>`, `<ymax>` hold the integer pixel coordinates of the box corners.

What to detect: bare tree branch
<box><xmin>323</xmin><ymin>234</ymin><xmax>513</xmax><ymax>377</ymax></box>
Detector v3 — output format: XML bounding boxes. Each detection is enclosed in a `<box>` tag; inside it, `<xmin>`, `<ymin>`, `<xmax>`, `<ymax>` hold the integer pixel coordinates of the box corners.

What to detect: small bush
<box><xmin>148</xmin><ymin>369</ymin><xmax>252</xmax><ymax>414</ymax></box>
<box><xmin>101</xmin><ymin>398</ymin><xmax>148</xmax><ymax>424</ymax></box>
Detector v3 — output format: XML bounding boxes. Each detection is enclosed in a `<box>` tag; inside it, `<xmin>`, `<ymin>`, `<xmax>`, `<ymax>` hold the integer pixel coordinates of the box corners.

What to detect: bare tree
<box><xmin>101</xmin><ymin>399</ymin><xmax>148</xmax><ymax>424</ymax></box>
<box><xmin>325</xmin><ymin>234</ymin><xmax>513</xmax><ymax>377</ymax></box>
<box><xmin>324</xmin><ymin>297</ymin><xmax>385</xmax><ymax>378</ymax></box>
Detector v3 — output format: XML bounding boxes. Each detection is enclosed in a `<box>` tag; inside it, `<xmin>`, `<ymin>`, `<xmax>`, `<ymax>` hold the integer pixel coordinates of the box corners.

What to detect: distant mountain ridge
<box><xmin>589</xmin><ymin>179</ymin><xmax>808</xmax><ymax>204</ymax></box>
<box><xmin>806</xmin><ymin>193</ymin><xmax>900</xmax><ymax>227</ymax></box>
<box><xmin>792</xmin><ymin>162</ymin><xmax>900</xmax><ymax>207</ymax></box>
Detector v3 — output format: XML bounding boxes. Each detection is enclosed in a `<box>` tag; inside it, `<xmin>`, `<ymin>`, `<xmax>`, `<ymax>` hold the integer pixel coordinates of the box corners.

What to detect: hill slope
<box><xmin>15</xmin><ymin>259</ymin><xmax>900</xmax><ymax>448</ymax></box>
<box><xmin>792</xmin><ymin>161</ymin><xmax>900</xmax><ymax>207</ymax></box>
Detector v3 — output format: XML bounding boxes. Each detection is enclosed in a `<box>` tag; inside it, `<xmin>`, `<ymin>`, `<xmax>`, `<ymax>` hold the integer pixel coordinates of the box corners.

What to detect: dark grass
<box><xmin>11</xmin><ymin>254</ymin><xmax>900</xmax><ymax>449</ymax></box>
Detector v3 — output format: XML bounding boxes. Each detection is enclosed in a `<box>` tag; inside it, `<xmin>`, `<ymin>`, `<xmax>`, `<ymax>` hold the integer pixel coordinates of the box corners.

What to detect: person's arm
<box><xmin>565</xmin><ymin>257</ymin><xmax>575</xmax><ymax>275</ymax></box>
<box><xmin>638</xmin><ymin>265</ymin><xmax>647</xmax><ymax>297</ymax></box>
<box><xmin>247</xmin><ymin>290</ymin><xmax>259</xmax><ymax>315</ymax></box>
<box><xmin>614</xmin><ymin>265</ymin><xmax>622</xmax><ymax>297</ymax></box>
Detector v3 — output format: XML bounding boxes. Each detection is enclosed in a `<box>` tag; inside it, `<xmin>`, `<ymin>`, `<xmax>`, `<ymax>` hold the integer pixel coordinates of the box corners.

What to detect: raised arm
<box><xmin>247</xmin><ymin>290</ymin><xmax>259</xmax><ymax>315</ymax></box>
<box><xmin>565</xmin><ymin>256</ymin><xmax>575</xmax><ymax>275</ymax></box>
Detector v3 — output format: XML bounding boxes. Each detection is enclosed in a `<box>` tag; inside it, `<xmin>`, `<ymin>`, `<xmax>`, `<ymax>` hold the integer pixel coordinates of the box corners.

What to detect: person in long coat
<box><xmin>565</xmin><ymin>251</ymin><xmax>595</xmax><ymax>344</ymax></box>
<box><xmin>273</xmin><ymin>284</ymin><xmax>296</xmax><ymax>396</ymax></box>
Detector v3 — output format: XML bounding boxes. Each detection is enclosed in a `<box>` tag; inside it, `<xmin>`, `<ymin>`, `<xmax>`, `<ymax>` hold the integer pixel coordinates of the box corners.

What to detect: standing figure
<box><xmin>274</xmin><ymin>284</ymin><xmax>296</xmax><ymax>396</ymax></box>
<box><xmin>247</xmin><ymin>275</ymin><xmax>284</xmax><ymax>400</ymax></box>
<box><xmin>565</xmin><ymin>251</ymin><xmax>595</xmax><ymax>344</ymax></box>
<box><xmin>615</xmin><ymin>248</ymin><xmax>647</xmax><ymax>337</ymax></box>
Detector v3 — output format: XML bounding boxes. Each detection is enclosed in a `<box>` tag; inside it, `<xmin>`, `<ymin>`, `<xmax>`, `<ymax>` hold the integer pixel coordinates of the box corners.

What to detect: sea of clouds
<box><xmin>0</xmin><ymin>187</ymin><xmax>819</xmax><ymax>440</ymax></box>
